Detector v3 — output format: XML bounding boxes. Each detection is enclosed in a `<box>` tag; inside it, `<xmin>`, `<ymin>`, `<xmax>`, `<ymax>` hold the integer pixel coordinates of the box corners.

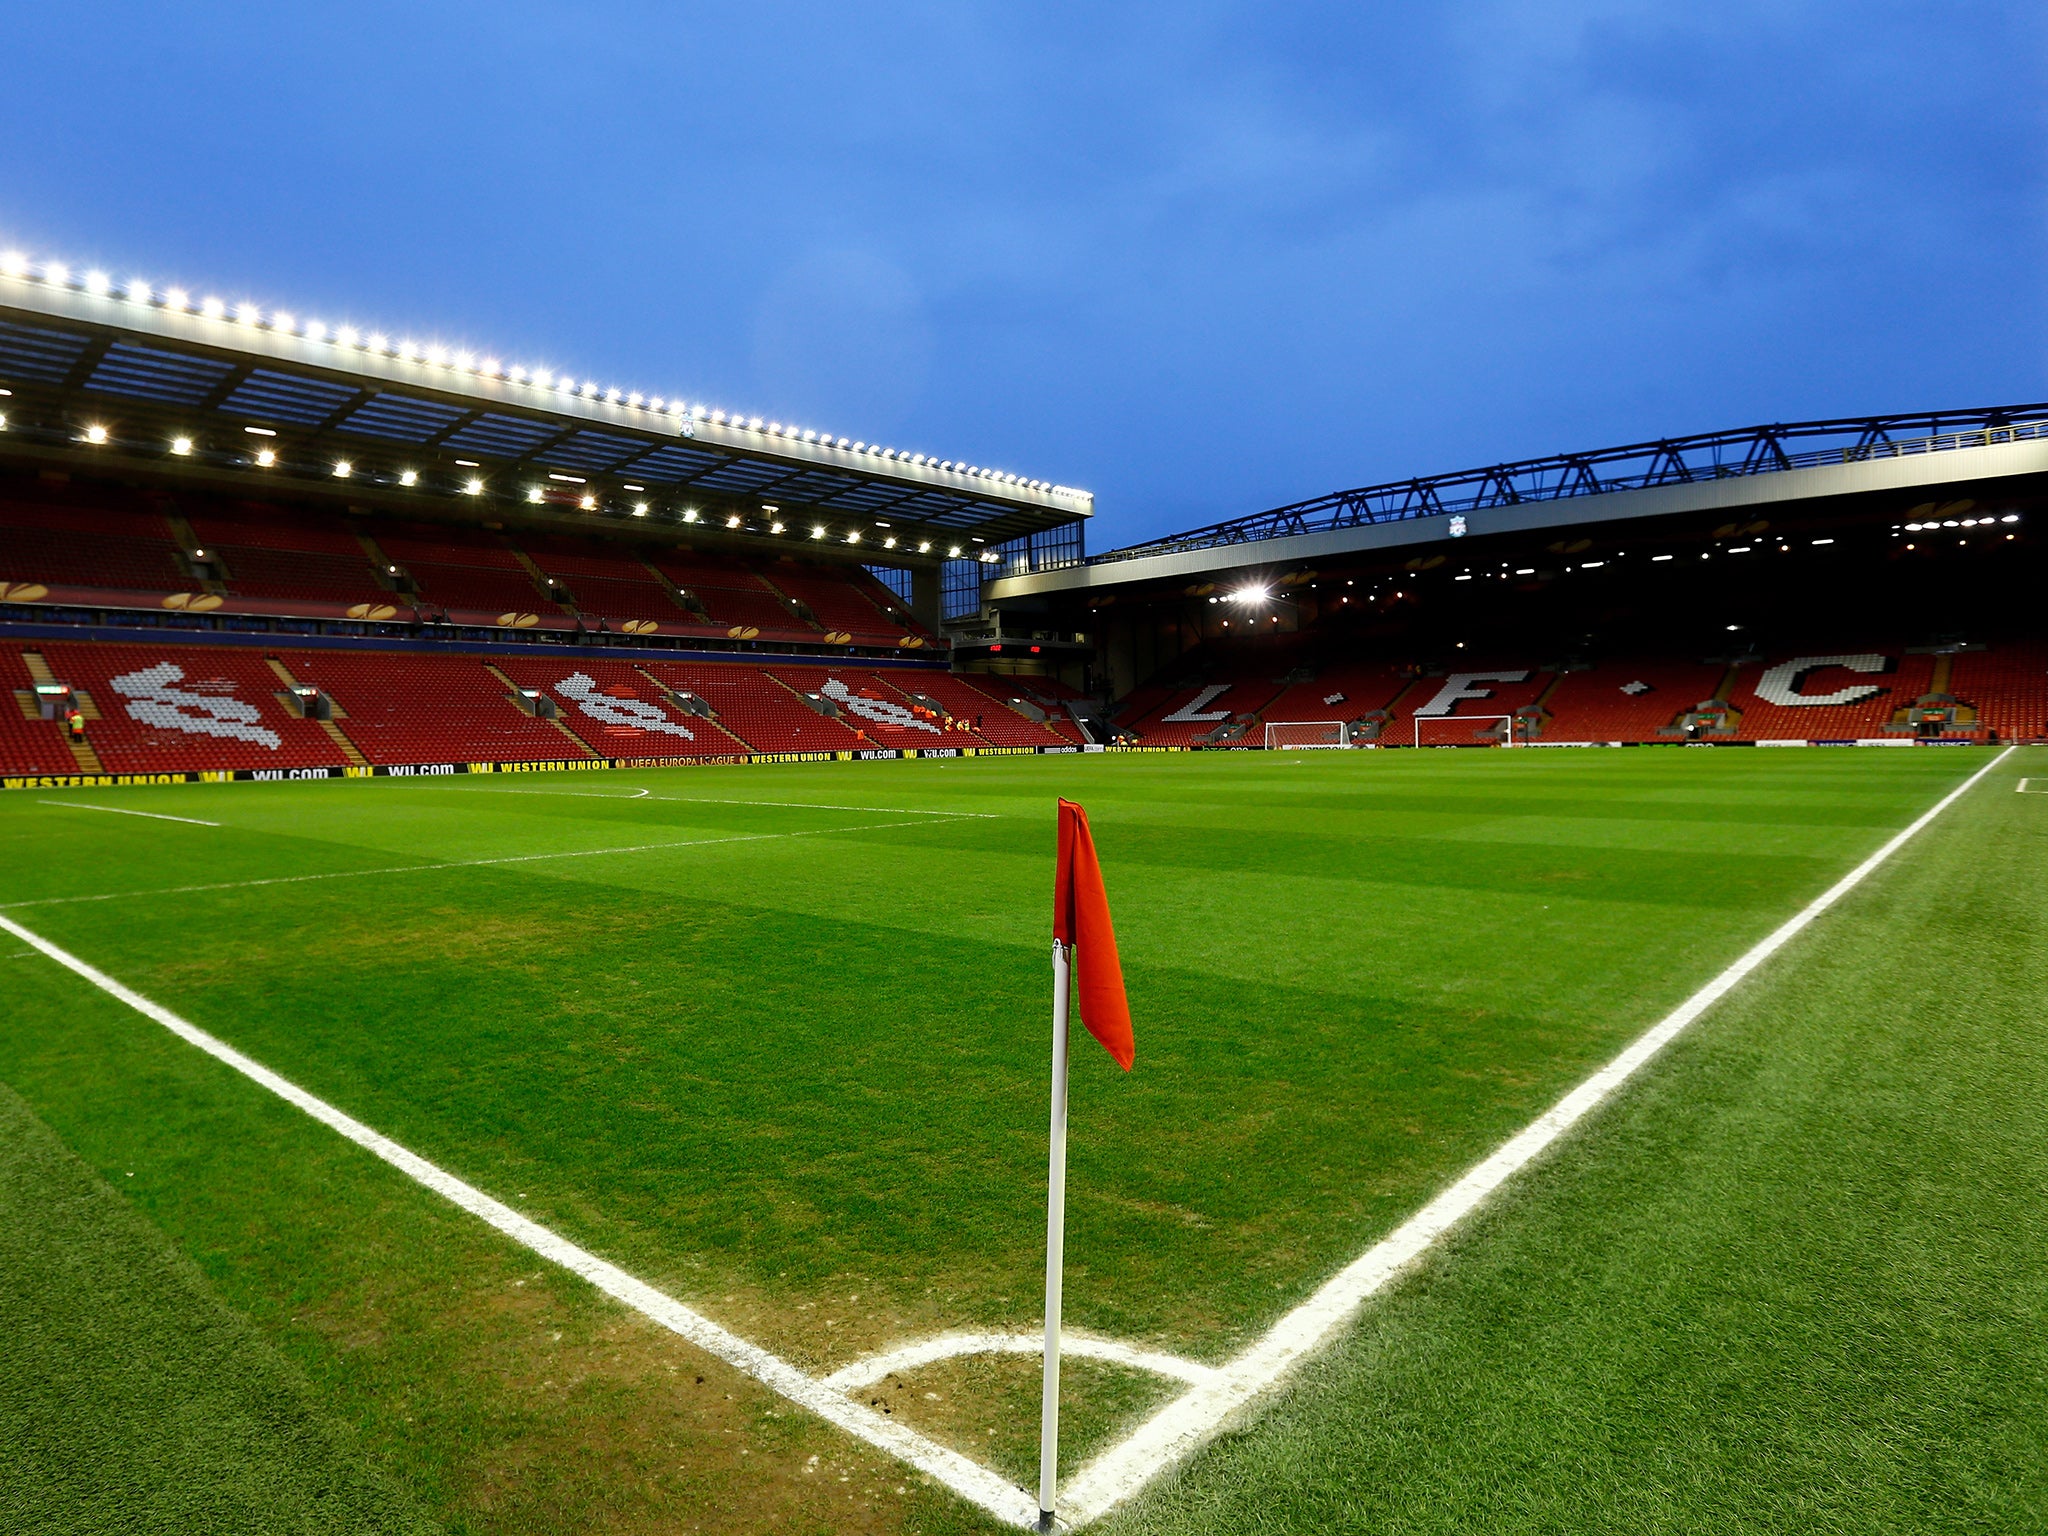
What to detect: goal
<box><xmin>1265</xmin><ymin>720</ymin><xmax>1355</xmax><ymax>749</ymax></box>
<box><xmin>1412</xmin><ymin>714</ymin><xmax>1518</xmax><ymax>747</ymax></box>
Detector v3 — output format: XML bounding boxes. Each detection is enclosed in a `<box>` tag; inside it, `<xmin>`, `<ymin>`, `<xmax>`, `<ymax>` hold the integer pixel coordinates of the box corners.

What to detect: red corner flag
<box><xmin>1053</xmin><ymin>798</ymin><xmax>1134</xmax><ymax>1070</ymax></box>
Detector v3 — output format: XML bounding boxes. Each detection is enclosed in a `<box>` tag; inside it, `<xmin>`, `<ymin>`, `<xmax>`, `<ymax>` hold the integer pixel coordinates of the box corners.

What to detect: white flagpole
<box><xmin>1037</xmin><ymin>938</ymin><xmax>1073</xmax><ymax>1531</ymax></box>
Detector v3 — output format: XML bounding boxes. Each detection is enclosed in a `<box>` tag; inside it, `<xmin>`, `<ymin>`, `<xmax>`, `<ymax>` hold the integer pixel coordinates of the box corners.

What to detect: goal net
<box><xmin>1412</xmin><ymin>714</ymin><xmax>1516</xmax><ymax>747</ymax></box>
<box><xmin>1265</xmin><ymin>720</ymin><xmax>1353</xmax><ymax>749</ymax></box>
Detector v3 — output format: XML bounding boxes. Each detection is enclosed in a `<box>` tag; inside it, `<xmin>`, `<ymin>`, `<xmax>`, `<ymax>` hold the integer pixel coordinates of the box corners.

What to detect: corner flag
<box><xmin>1054</xmin><ymin>797</ymin><xmax>1134</xmax><ymax>1070</ymax></box>
<box><xmin>1039</xmin><ymin>798</ymin><xmax>1133</xmax><ymax>1530</ymax></box>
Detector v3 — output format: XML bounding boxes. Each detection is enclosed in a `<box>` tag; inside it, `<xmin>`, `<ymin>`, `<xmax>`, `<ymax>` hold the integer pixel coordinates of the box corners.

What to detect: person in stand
<box><xmin>65</xmin><ymin>706</ymin><xmax>86</xmax><ymax>743</ymax></box>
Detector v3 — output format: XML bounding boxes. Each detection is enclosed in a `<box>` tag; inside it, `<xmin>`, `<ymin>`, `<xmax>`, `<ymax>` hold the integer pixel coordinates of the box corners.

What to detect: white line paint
<box><xmin>0</xmin><ymin>816</ymin><xmax>978</xmax><ymax>912</ymax></box>
<box><xmin>457</xmin><ymin>786</ymin><xmax>1000</xmax><ymax>818</ymax></box>
<box><xmin>38</xmin><ymin>799</ymin><xmax>220</xmax><ymax>827</ymax></box>
<box><xmin>1055</xmin><ymin>745</ymin><xmax>2016</xmax><ymax>1526</ymax></box>
<box><xmin>0</xmin><ymin>910</ymin><xmax>1041</xmax><ymax>1531</ymax></box>
<box><xmin>824</xmin><ymin>1332</ymin><xmax>1218</xmax><ymax>1393</ymax></box>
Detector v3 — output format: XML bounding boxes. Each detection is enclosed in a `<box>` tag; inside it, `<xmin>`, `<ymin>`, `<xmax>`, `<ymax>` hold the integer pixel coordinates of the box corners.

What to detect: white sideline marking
<box><xmin>38</xmin><ymin>800</ymin><xmax>220</xmax><ymax>827</ymax></box>
<box><xmin>824</xmin><ymin>1332</ymin><xmax>1219</xmax><ymax>1393</ymax></box>
<box><xmin>2019</xmin><ymin>778</ymin><xmax>2047</xmax><ymax>794</ymax></box>
<box><xmin>0</xmin><ymin>911</ymin><xmax>1042</xmax><ymax>1531</ymax></box>
<box><xmin>0</xmin><ymin>817</ymin><xmax>977</xmax><ymax>912</ymax></box>
<box><xmin>1055</xmin><ymin>744</ymin><xmax>2016</xmax><ymax>1526</ymax></box>
<box><xmin>459</xmin><ymin>785</ymin><xmax>1001</xmax><ymax>818</ymax></box>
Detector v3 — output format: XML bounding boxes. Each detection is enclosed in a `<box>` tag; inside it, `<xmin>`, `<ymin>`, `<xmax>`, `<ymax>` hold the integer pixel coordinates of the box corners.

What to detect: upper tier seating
<box><xmin>649</xmin><ymin>551</ymin><xmax>816</xmax><ymax>634</ymax></box>
<box><xmin>640</xmin><ymin>661</ymin><xmax>860</xmax><ymax>753</ymax></box>
<box><xmin>34</xmin><ymin>643</ymin><xmax>348</xmax><ymax>773</ymax></box>
<box><xmin>516</xmin><ymin>541</ymin><xmax>693</xmax><ymax>629</ymax></box>
<box><xmin>281</xmin><ymin>651</ymin><xmax>589</xmax><ymax>764</ymax></box>
<box><xmin>766</xmin><ymin>564</ymin><xmax>908</xmax><ymax>640</ymax></box>
<box><xmin>493</xmin><ymin>657</ymin><xmax>747</xmax><ymax>757</ymax></box>
<box><xmin>0</xmin><ymin>487</ymin><xmax>188</xmax><ymax>594</ymax></box>
<box><xmin>186</xmin><ymin>504</ymin><xmax>391</xmax><ymax>607</ymax></box>
<box><xmin>374</xmin><ymin>527</ymin><xmax>564</xmax><ymax>618</ymax></box>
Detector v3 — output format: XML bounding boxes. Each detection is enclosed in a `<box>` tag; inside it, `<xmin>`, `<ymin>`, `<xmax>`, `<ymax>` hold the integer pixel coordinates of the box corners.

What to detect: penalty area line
<box><xmin>0</xmin><ymin>911</ymin><xmax>1041</xmax><ymax>1531</ymax></box>
<box><xmin>1056</xmin><ymin>744</ymin><xmax>2018</xmax><ymax>1527</ymax></box>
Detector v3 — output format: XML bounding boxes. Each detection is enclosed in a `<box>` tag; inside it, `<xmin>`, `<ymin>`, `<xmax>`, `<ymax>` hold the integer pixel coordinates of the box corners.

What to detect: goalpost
<box><xmin>1413</xmin><ymin>714</ymin><xmax>1519</xmax><ymax>747</ymax></box>
<box><xmin>1264</xmin><ymin>720</ymin><xmax>1354</xmax><ymax>749</ymax></box>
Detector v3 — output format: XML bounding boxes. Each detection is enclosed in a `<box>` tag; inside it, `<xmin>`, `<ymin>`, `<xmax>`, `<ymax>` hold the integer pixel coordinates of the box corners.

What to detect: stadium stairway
<box><xmin>263</xmin><ymin>656</ymin><xmax>370</xmax><ymax>767</ymax></box>
<box><xmin>493</xmin><ymin>656</ymin><xmax>750</xmax><ymax>758</ymax></box>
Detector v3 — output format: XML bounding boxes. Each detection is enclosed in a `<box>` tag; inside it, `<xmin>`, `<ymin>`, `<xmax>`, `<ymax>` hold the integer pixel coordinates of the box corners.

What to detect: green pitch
<box><xmin>2</xmin><ymin>747</ymin><xmax>2043</xmax><ymax>1535</ymax></box>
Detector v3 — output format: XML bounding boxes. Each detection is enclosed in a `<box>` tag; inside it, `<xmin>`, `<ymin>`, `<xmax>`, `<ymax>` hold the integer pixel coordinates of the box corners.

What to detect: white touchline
<box><xmin>37</xmin><ymin>799</ymin><xmax>221</xmax><ymax>827</ymax></box>
<box><xmin>825</xmin><ymin>1332</ymin><xmax>1218</xmax><ymax>1393</ymax></box>
<box><xmin>0</xmin><ymin>908</ymin><xmax>1041</xmax><ymax>1532</ymax></box>
<box><xmin>455</xmin><ymin>785</ymin><xmax>1001</xmax><ymax>818</ymax></box>
<box><xmin>0</xmin><ymin>816</ymin><xmax>979</xmax><ymax>912</ymax></box>
<box><xmin>1054</xmin><ymin>744</ymin><xmax>2017</xmax><ymax>1525</ymax></box>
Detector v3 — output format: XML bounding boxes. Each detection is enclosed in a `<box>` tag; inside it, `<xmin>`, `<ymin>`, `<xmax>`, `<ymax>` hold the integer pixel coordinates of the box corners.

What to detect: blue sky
<box><xmin>1</xmin><ymin>3</ymin><xmax>2041</xmax><ymax>547</ymax></box>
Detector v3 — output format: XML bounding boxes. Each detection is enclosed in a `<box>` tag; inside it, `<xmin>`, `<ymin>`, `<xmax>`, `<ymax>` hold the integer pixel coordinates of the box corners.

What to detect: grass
<box><xmin>0</xmin><ymin>745</ymin><xmax>2037</xmax><ymax>1532</ymax></box>
<box><xmin>1104</xmin><ymin>745</ymin><xmax>2048</xmax><ymax>1534</ymax></box>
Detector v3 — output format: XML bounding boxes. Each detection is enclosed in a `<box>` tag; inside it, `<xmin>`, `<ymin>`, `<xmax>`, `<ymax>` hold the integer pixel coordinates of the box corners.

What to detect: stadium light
<box><xmin>948</xmin><ymin>545</ymin><xmax>962</xmax><ymax>558</ymax></box>
<box><xmin>201</xmin><ymin>296</ymin><xmax>225</xmax><ymax>319</ymax></box>
<box><xmin>811</xmin><ymin>525</ymin><xmax>827</xmax><ymax>539</ymax></box>
<box><xmin>84</xmin><ymin>424</ymin><xmax>108</xmax><ymax>444</ymax></box>
<box><xmin>770</xmin><ymin>521</ymin><xmax>786</xmax><ymax>534</ymax></box>
<box><xmin>726</xmin><ymin>514</ymin><xmax>742</xmax><ymax>528</ymax></box>
<box><xmin>846</xmin><ymin>531</ymin><xmax>861</xmax><ymax>544</ymax></box>
<box><xmin>85</xmin><ymin>270</ymin><xmax>110</xmax><ymax>294</ymax></box>
<box><xmin>1229</xmin><ymin>584</ymin><xmax>1270</xmax><ymax>603</ymax></box>
<box><xmin>464</xmin><ymin>478</ymin><xmax>484</xmax><ymax>495</ymax></box>
<box><xmin>399</xmin><ymin>469</ymin><xmax>419</xmax><ymax>487</ymax></box>
<box><xmin>884</xmin><ymin>537</ymin><xmax>897</xmax><ymax>549</ymax></box>
<box><xmin>634</xmin><ymin>502</ymin><xmax>649</xmax><ymax>517</ymax></box>
<box><xmin>333</xmin><ymin>460</ymin><xmax>353</xmax><ymax>478</ymax></box>
<box><xmin>254</xmin><ymin>448</ymin><xmax>276</xmax><ymax>467</ymax></box>
<box><xmin>527</xmin><ymin>487</ymin><xmax>543</xmax><ymax>503</ymax></box>
<box><xmin>170</xmin><ymin>436</ymin><xmax>192</xmax><ymax>456</ymax></box>
<box><xmin>683</xmin><ymin>509</ymin><xmax>700</xmax><ymax>523</ymax></box>
<box><xmin>579</xmin><ymin>495</ymin><xmax>596</xmax><ymax>510</ymax></box>
<box><xmin>918</xmin><ymin>541</ymin><xmax>932</xmax><ymax>553</ymax></box>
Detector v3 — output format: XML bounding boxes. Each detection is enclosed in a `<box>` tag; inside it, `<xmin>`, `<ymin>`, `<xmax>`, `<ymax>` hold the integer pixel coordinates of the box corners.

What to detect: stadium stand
<box><xmin>1534</xmin><ymin>661</ymin><xmax>1733</xmax><ymax>742</ymax></box>
<box><xmin>1725</xmin><ymin>650</ymin><xmax>1938</xmax><ymax>742</ymax></box>
<box><xmin>373</xmin><ymin>525</ymin><xmax>568</xmax><ymax>621</ymax></box>
<box><xmin>1121</xmin><ymin>678</ymin><xmax>1285</xmax><ymax>745</ymax></box>
<box><xmin>185</xmin><ymin>503</ymin><xmax>392</xmax><ymax>609</ymax></box>
<box><xmin>0</xmin><ymin>646</ymin><xmax>87</xmax><ymax>774</ymax></box>
<box><xmin>1950</xmin><ymin>643</ymin><xmax>2048</xmax><ymax>743</ymax></box>
<box><xmin>30</xmin><ymin>642</ymin><xmax>350</xmax><ymax>773</ymax></box>
<box><xmin>0</xmin><ymin>482</ymin><xmax>190</xmax><ymax>595</ymax></box>
<box><xmin>516</xmin><ymin>544</ymin><xmax>688</xmax><ymax>631</ymax></box>
<box><xmin>492</xmin><ymin>656</ymin><xmax>748</xmax><ymax>758</ymax></box>
<box><xmin>765</xmin><ymin>563</ymin><xmax>917</xmax><ymax>642</ymax></box>
<box><xmin>639</xmin><ymin>660</ymin><xmax>862</xmax><ymax>753</ymax></box>
<box><xmin>648</xmin><ymin>551</ymin><xmax>817</xmax><ymax>636</ymax></box>
<box><xmin>280</xmin><ymin>650</ymin><xmax>591</xmax><ymax>765</ymax></box>
<box><xmin>767</xmin><ymin>666</ymin><xmax>964</xmax><ymax>749</ymax></box>
<box><xmin>908</xmin><ymin>671</ymin><xmax>1074</xmax><ymax>747</ymax></box>
<box><xmin>1254</xmin><ymin>664</ymin><xmax>1410</xmax><ymax>735</ymax></box>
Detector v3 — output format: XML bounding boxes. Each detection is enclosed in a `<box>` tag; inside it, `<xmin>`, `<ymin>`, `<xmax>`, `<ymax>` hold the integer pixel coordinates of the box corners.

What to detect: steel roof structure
<box><xmin>990</xmin><ymin>403</ymin><xmax>2048</xmax><ymax>599</ymax></box>
<box><xmin>0</xmin><ymin>255</ymin><xmax>1089</xmax><ymax>565</ymax></box>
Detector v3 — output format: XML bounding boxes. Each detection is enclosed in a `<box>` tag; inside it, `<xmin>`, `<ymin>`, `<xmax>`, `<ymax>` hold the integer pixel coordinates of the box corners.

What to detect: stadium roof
<box><xmin>0</xmin><ymin>249</ymin><xmax>1089</xmax><ymax>562</ymax></box>
<box><xmin>990</xmin><ymin>403</ymin><xmax>2048</xmax><ymax>597</ymax></box>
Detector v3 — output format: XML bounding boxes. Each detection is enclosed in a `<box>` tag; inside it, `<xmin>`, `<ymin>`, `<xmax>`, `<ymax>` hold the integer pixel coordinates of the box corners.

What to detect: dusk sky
<box><xmin>2</xmin><ymin>3</ymin><xmax>2041</xmax><ymax>548</ymax></box>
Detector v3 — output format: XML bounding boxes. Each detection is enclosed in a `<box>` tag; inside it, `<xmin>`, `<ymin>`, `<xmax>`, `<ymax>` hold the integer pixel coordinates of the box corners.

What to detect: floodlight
<box><xmin>464</xmin><ymin>478</ymin><xmax>484</xmax><ymax>495</ymax></box>
<box><xmin>948</xmin><ymin>545</ymin><xmax>962</xmax><ymax>558</ymax></box>
<box><xmin>918</xmin><ymin>541</ymin><xmax>932</xmax><ymax>554</ymax></box>
<box><xmin>332</xmin><ymin>460</ymin><xmax>353</xmax><ymax>478</ymax></box>
<box><xmin>255</xmin><ymin>448</ymin><xmax>276</xmax><ymax>467</ymax></box>
<box><xmin>201</xmin><ymin>296</ymin><xmax>225</xmax><ymax>318</ymax></box>
<box><xmin>84</xmin><ymin>424</ymin><xmax>108</xmax><ymax>444</ymax></box>
<box><xmin>84</xmin><ymin>270</ymin><xmax>109</xmax><ymax>294</ymax></box>
<box><xmin>683</xmin><ymin>509</ymin><xmax>699</xmax><ymax>523</ymax></box>
<box><xmin>726</xmin><ymin>514</ymin><xmax>742</xmax><ymax>528</ymax></box>
<box><xmin>634</xmin><ymin>502</ymin><xmax>649</xmax><ymax>516</ymax></box>
<box><xmin>170</xmin><ymin>436</ymin><xmax>192</xmax><ymax>455</ymax></box>
<box><xmin>399</xmin><ymin>469</ymin><xmax>419</xmax><ymax>487</ymax></box>
<box><xmin>771</xmin><ymin>521</ymin><xmax>786</xmax><ymax>534</ymax></box>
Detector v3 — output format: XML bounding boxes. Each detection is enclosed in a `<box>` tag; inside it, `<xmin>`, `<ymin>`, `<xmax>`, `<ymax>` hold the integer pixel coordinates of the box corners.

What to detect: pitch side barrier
<box><xmin>0</xmin><ymin>743</ymin><xmax>1124</xmax><ymax>792</ymax></box>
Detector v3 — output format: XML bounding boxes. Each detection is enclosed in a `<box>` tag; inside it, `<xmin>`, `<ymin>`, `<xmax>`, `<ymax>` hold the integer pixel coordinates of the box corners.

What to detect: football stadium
<box><xmin>4</xmin><ymin>237</ymin><xmax>2047</xmax><ymax>1536</ymax></box>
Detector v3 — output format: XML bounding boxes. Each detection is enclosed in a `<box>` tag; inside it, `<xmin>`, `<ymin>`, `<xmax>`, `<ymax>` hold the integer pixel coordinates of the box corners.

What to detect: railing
<box><xmin>1057</xmin><ymin>406</ymin><xmax>2048</xmax><ymax>571</ymax></box>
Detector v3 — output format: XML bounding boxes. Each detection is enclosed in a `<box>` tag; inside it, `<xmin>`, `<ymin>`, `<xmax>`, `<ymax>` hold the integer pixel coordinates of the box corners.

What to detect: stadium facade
<box><xmin>2</xmin><ymin>244</ymin><xmax>2043</xmax><ymax>782</ymax></box>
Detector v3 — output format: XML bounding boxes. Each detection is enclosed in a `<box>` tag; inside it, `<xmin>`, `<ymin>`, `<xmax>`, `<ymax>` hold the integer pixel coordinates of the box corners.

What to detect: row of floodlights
<box><xmin>1901</xmin><ymin>514</ymin><xmax>2018</xmax><ymax>531</ymax></box>
<box><xmin>0</xmin><ymin>249</ymin><xmax>1074</xmax><ymax>498</ymax></box>
<box><xmin>43</xmin><ymin>415</ymin><xmax>1004</xmax><ymax>560</ymax></box>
